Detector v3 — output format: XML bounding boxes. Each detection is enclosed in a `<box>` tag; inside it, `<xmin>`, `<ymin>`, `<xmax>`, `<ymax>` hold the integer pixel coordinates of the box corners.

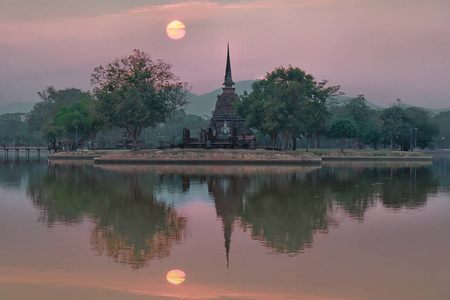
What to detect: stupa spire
<box><xmin>223</xmin><ymin>43</ymin><xmax>235</xmax><ymax>87</ymax></box>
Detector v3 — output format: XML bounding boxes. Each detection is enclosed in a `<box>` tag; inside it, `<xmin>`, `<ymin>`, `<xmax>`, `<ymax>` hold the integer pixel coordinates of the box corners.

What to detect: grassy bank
<box><xmin>48</xmin><ymin>148</ymin><xmax>432</xmax><ymax>164</ymax></box>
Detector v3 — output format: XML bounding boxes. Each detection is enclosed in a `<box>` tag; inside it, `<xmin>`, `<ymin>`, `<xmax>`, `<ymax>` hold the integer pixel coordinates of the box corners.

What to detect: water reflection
<box><xmin>204</xmin><ymin>163</ymin><xmax>438</xmax><ymax>257</ymax></box>
<box><xmin>0</xmin><ymin>160</ymin><xmax>47</xmax><ymax>190</ymax></box>
<box><xmin>2</xmin><ymin>159</ymin><xmax>449</xmax><ymax>299</ymax></box>
<box><xmin>24</xmin><ymin>161</ymin><xmax>440</xmax><ymax>269</ymax></box>
<box><xmin>239</xmin><ymin>174</ymin><xmax>334</xmax><ymax>255</ymax></box>
<box><xmin>27</xmin><ymin>162</ymin><xmax>187</xmax><ymax>269</ymax></box>
<box><xmin>322</xmin><ymin>163</ymin><xmax>438</xmax><ymax>212</ymax></box>
<box><xmin>208</xmin><ymin>175</ymin><xmax>247</xmax><ymax>266</ymax></box>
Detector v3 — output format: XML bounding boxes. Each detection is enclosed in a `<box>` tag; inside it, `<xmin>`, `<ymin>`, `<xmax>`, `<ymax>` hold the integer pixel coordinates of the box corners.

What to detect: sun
<box><xmin>166</xmin><ymin>21</ymin><xmax>186</xmax><ymax>40</ymax></box>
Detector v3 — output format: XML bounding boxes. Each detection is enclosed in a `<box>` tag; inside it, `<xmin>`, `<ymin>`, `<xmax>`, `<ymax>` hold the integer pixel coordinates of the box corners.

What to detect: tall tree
<box><xmin>237</xmin><ymin>66</ymin><xmax>340</xmax><ymax>150</ymax></box>
<box><xmin>91</xmin><ymin>49</ymin><xmax>189</xmax><ymax>150</ymax></box>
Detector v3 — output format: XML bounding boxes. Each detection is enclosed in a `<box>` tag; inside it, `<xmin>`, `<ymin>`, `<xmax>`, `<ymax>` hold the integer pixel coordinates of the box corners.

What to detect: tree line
<box><xmin>2</xmin><ymin>50</ymin><xmax>202</xmax><ymax>150</ymax></box>
<box><xmin>0</xmin><ymin>51</ymin><xmax>445</xmax><ymax>151</ymax></box>
<box><xmin>237</xmin><ymin>66</ymin><xmax>441</xmax><ymax>151</ymax></box>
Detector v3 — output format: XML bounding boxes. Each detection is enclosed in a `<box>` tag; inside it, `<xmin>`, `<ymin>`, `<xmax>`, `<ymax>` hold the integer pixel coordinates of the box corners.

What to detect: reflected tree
<box><xmin>27</xmin><ymin>163</ymin><xmax>95</xmax><ymax>225</ymax></box>
<box><xmin>0</xmin><ymin>161</ymin><xmax>47</xmax><ymax>190</ymax></box>
<box><xmin>236</xmin><ymin>164</ymin><xmax>438</xmax><ymax>255</ymax></box>
<box><xmin>90</xmin><ymin>173</ymin><xmax>187</xmax><ymax>269</ymax></box>
<box><xmin>239</xmin><ymin>173</ymin><xmax>334</xmax><ymax>255</ymax></box>
<box><xmin>324</xmin><ymin>166</ymin><xmax>378</xmax><ymax>220</ymax></box>
<box><xmin>27</xmin><ymin>163</ymin><xmax>187</xmax><ymax>269</ymax></box>
<box><xmin>380</xmin><ymin>166</ymin><xmax>438</xmax><ymax>209</ymax></box>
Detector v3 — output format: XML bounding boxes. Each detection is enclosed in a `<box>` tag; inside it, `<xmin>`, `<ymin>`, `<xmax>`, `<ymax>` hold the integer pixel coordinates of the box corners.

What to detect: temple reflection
<box><xmin>208</xmin><ymin>175</ymin><xmax>247</xmax><ymax>267</ymax></box>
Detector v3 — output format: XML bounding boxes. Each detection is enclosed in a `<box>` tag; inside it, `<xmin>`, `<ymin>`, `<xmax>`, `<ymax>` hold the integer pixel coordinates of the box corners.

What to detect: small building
<box><xmin>183</xmin><ymin>44</ymin><xmax>254</xmax><ymax>148</ymax></box>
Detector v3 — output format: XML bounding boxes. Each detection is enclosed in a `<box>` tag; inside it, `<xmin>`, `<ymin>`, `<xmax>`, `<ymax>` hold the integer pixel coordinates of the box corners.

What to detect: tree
<box><xmin>404</xmin><ymin>107</ymin><xmax>439</xmax><ymax>149</ymax></box>
<box><xmin>0</xmin><ymin>113</ymin><xmax>31</xmax><ymax>145</ymax></box>
<box><xmin>379</xmin><ymin>102</ymin><xmax>439</xmax><ymax>151</ymax></box>
<box><xmin>334</xmin><ymin>95</ymin><xmax>381</xmax><ymax>148</ymax></box>
<box><xmin>91</xmin><ymin>49</ymin><xmax>189</xmax><ymax>150</ymax></box>
<box><xmin>380</xmin><ymin>102</ymin><xmax>409</xmax><ymax>150</ymax></box>
<box><xmin>237</xmin><ymin>66</ymin><xmax>340</xmax><ymax>150</ymax></box>
<box><xmin>26</xmin><ymin>87</ymin><xmax>91</xmax><ymax>146</ymax></box>
<box><xmin>329</xmin><ymin>118</ymin><xmax>358</xmax><ymax>152</ymax></box>
<box><xmin>49</xmin><ymin>96</ymin><xmax>104</xmax><ymax>150</ymax></box>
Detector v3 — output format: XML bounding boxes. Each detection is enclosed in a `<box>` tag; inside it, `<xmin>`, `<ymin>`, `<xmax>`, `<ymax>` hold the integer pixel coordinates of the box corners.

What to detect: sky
<box><xmin>0</xmin><ymin>0</ymin><xmax>449</xmax><ymax>109</ymax></box>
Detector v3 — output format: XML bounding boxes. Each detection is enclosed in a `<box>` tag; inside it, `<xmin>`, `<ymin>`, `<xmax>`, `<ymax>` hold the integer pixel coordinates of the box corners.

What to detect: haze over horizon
<box><xmin>1</xmin><ymin>0</ymin><xmax>449</xmax><ymax>109</ymax></box>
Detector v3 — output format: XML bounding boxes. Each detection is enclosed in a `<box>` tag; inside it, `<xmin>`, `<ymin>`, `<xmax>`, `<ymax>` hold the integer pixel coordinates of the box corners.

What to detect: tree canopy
<box><xmin>48</xmin><ymin>96</ymin><xmax>104</xmax><ymax>149</ymax></box>
<box><xmin>334</xmin><ymin>95</ymin><xmax>381</xmax><ymax>148</ymax></box>
<box><xmin>27</xmin><ymin>87</ymin><xmax>90</xmax><ymax>133</ymax></box>
<box><xmin>0</xmin><ymin>113</ymin><xmax>31</xmax><ymax>145</ymax></box>
<box><xmin>91</xmin><ymin>49</ymin><xmax>190</xmax><ymax>150</ymax></box>
<box><xmin>237</xmin><ymin>66</ymin><xmax>340</xmax><ymax>150</ymax></box>
<box><xmin>26</xmin><ymin>87</ymin><xmax>90</xmax><ymax>146</ymax></box>
<box><xmin>404</xmin><ymin>107</ymin><xmax>439</xmax><ymax>149</ymax></box>
<box><xmin>380</xmin><ymin>102</ymin><xmax>438</xmax><ymax>150</ymax></box>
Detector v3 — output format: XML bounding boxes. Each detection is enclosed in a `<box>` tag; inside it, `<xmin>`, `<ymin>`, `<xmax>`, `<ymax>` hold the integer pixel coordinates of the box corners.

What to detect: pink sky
<box><xmin>0</xmin><ymin>0</ymin><xmax>449</xmax><ymax>109</ymax></box>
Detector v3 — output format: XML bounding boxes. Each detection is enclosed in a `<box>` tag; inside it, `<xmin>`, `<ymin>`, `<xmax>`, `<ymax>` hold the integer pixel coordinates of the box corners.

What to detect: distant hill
<box><xmin>185</xmin><ymin>80</ymin><xmax>255</xmax><ymax>117</ymax></box>
<box><xmin>328</xmin><ymin>95</ymin><xmax>384</xmax><ymax>110</ymax></box>
<box><xmin>0</xmin><ymin>102</ymin><xmax>36</xmax><ymax>115</ymax></box>
<box><xmin>397</xmin><ymin>103</ymin><xmax>449</xmax><ymax>116</ymax></box>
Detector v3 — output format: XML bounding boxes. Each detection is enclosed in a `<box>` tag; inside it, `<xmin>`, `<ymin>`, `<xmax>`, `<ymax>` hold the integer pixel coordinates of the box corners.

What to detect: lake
<box><xmin>1</xmin><ymin>157</ymin><xmax>449</xmax><ymax>299</ymax></box>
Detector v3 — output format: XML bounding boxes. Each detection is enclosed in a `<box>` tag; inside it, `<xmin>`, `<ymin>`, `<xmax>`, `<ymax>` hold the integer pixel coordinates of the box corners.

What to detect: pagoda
<box><xmin>183</xmin><ymin>44</ymin><xmax>254</xmax><ymax>148</ymax></box>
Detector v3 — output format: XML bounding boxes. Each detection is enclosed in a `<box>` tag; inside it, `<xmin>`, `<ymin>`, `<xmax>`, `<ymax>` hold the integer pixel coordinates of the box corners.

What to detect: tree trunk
<box><xmin>340</xmin><ymin>138</ymin><xmax>346</xmax><ymax>153</ymax></box>
<box><xmin>130</xmin><ymin>126</ymin><xmax>143</xmax><ymax>151</ymax></box>
<box><xmin>76</xmin><ymin>131</ymin><xmax>98</xmax><ymax>150</ymax></box>
<box><xmin>292</xmin><ymin>137</ymin><xmax>297</xmax><ymax>151</ymax></box>
<box><xmin>281</xmin><ymin>132</ymin><xmax>292</xmax><ymax>151</ymax></box>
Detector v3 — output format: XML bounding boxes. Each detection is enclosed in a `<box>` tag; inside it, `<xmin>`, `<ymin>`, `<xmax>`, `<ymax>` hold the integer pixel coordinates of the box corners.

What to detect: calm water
<box><xmin>1</xmin><ymin>158</ymin><xmax>450</xmax><ymax>299</ymax></box>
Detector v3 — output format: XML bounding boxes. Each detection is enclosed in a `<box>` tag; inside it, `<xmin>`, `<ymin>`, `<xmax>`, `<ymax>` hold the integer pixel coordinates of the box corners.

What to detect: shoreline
<box><xmin>48</xmin><ymin>149</ymin><xmax>433</xmax><ymax>165</ymax></box>
<box><xmin>93</xmin><ymin>158</ymin><xmax>322</xmax><ymax>165</ymax></box>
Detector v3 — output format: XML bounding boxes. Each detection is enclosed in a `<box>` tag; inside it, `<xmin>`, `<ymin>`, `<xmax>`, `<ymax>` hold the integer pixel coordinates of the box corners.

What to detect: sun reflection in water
<box><xmin>166</xmin><ymin>269</ymin><xmax>186</xmax><ymax>285</ymax></box>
